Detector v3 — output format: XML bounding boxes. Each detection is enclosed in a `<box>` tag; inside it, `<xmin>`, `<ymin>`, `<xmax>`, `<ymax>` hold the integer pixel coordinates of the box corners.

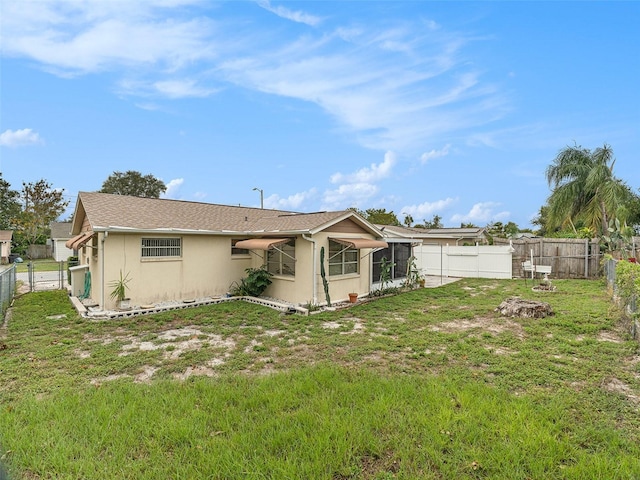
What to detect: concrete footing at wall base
<box><xmin>68</xmin><ymin>295</ymin><xmax>309</xmax><ymax>320</ymax></box>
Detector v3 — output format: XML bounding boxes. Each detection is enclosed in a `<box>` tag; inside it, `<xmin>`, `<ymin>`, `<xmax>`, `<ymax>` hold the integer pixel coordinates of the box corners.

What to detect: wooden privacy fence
<box><xmin>493</xmin><ymin>237</ymin><xmax>600</xmax><ymax>279</ymax></box>
<box><xmin>26</xmin><ymin>244</ymin><xmax>53</xmax><ymax>259</ymax></box>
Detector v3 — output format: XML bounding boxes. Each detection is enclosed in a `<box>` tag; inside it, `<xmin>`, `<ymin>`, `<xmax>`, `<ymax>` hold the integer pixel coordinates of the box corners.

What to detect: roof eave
<box><xmin>308</xmin><ymin>211</ymin><xmax>385</xmax><ymax>237</ymax></box>
<box><xmin>92</xmin><ymin>226</ymin><xmax>315</xmax><ymax>236</ymax></box>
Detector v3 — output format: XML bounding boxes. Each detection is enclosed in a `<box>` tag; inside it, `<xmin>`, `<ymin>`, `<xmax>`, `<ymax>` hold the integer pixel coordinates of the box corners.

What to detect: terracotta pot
<box><xmin>348</xmin><ymin>293</ymin><xmax>358</xmax><ymax>303</ymax></box>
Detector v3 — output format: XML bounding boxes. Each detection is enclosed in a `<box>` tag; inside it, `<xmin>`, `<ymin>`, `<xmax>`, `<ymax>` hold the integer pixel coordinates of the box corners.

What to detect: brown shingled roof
<box><xmin>75</xmin><ymin>192</ymin><xmax>354</xmax><ymax>234</ymax></box>
<box><xmin>49</xmin><ymin>222</ymin><xmax>72</xmax><ymax>239</ymax></box>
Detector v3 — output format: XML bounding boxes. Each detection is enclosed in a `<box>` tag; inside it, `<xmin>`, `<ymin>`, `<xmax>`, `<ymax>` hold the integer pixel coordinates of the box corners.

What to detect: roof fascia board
<box><xmin>69</xmin><ymin>194</ymin><xmax>88</xmax><ymax>236</ymax></box>
<box><xmin>91</xmin><ymin>226</ymin><xmax>314</xmax><ymax>236</ymax></box>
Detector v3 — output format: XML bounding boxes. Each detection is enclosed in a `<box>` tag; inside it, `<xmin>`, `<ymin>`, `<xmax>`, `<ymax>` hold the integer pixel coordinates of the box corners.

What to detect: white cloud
<box><xmin>192</xmin><ymin>191</ymin><xmax>208</xmax><ymax>200</ymax></box>
<box><xmin>420</xmin><ymin>144</ymin><xmax>451</xmax><ymax>163</ymax></box>
<box><xmin>330</xmin><ymin>151</ymin><xmax>397</xmax><ymax>184</ymax></box>
<box><xmin>122</xmin><ymin>78</ymin><xmax>220</xmax><ymax>99</ymax></box>
<box><xmin>1</xmin><ymin>2</ymin><xmax>509</xmax><ymax>152</ymax></box>
<box><xmin>0</xmin><ymin>2</ymin><xmax>216</xmax><ymax>75</ymax></box>
<box><xmin>322</xmin><ymin>183</ymin><xmax>379</xmax><ymax>211</ymax></box>
<box><xmin>153</xmin><ymin>79</ymin><xmax>218</xmax><ymax>98</ymax></box>
<box><xmin>0</xmin><ymin>128</ymin><xmax>43</xmax><ymax>147</ymax></box>
<box><xmin>256</xmin><ymin>1</ymin><xmax>323</xmax><ymax>27</ymax></box>
<box><xmin>219</xmin><ymin>22</ymin><xmax>507</xmax><ymax>152</ymax></box>
<box><xmin>162</xmin><ymin>178</ymin><xmax>184</xmax><ymax>198</ymax></box>
<box><xmin>264</xmin><ymin>188</ymin><xmax>317</xmax><ymax>210</ymax></box>
<box><xmin>134</xmin><ymin>102</ymin><xmax>162</xmax><ymax>111</ymax></box>
<box><xmin>450</xmin><ymin>202</ymin><xmax>510</xmax><ymax>225</ymax></box>
<box><xmin>400</xmin><ymin>198</ymin><xmax>457</xmax><ymax>221</ymax></box>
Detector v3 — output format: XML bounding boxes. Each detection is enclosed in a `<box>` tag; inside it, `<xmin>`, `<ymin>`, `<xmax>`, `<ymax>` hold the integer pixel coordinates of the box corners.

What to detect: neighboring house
<box><xmin>513</xmin><ymin>232</ymin><xmax>538</xmax><ymax>240</ymax></box>
<box><xmin>49</xmin><ymin>222</ymin><xmax>74</xmax><ymax>262</ymax></box>
<box><xmin>378</xmin><ymin>225</ymin><xmax>489</xmax><ymax>246</ymax></box>
<box><xmin>66</xmin><ymin>192</ymin><xmax>387</xmax><ymax>310</ymax></box>
<box><xmin>0</xmin><ymin>231</ymin><xmax>12</xmax><ymax>263</ymax></box>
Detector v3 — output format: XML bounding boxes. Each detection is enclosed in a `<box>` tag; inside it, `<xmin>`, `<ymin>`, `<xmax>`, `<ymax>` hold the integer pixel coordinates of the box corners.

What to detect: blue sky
<box><xmin>1</xmin><ymin>1</ymin><xmax>638</xmax><ymax>229</ymax></box>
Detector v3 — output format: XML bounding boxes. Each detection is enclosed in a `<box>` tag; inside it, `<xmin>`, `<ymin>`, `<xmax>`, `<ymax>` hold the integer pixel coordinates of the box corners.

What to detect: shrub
<box><xmin>229</xmin><ymin>267</ymin><xmax>273</xmax><ymax>297</ymax></box>
<box><xmin>615</xmin><ymin>260</ymin><xmax>640</xmax><ymax>315</ymax></box>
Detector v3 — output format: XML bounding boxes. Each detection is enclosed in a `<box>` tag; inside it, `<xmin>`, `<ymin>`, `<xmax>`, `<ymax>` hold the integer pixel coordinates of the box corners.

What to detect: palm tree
<box><xmin>545</xmin><ymin>144</ymin><xmax>631</xmax><ymax>236</ymax></box>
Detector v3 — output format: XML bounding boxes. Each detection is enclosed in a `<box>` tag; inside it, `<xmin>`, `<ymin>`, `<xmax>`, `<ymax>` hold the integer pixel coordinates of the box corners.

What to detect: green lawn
<box><xmin>1</xmin><ymin>279</ymin><xmax>639</xmax><ymax>479</ymax></box>
<box><xmin>13</xmin><ymin>258</ymin><xmax>68</xmax><ymax>274</ymax></box>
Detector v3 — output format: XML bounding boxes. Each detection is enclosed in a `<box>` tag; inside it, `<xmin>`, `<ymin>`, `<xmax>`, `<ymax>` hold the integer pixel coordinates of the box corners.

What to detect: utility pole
<box><xmin>253</xmin><ymin>187</ymin><xmax>264</xmax><ymax>209</ymax></box>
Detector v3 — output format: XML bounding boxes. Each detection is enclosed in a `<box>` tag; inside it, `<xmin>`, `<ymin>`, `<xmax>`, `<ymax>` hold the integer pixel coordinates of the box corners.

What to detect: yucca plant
<box><xmin>109</xmin><ymin>270</ymin><xmax>131</xmax><ymax>303</ymax></box>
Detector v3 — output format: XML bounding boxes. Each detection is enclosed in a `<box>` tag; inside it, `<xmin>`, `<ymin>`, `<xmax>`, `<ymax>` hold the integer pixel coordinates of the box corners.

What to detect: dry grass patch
<box><xmin>429</xmin><ymin>315</ymin><xmax>526</xmax><ymax>339</ymax></box>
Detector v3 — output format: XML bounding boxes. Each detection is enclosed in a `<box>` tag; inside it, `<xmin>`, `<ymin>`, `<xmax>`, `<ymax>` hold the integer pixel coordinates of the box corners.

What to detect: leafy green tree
<box><xmin>545</xmin><ymin>144</ymin><xmax>634</xmax><ymax>236</ymax></box>
<box><xmin>460</xmin><ymin>222</ymin><xmax>478</xmax><ymax>228</ymax></box>
<box><xmin>625</xmin><ymin>188</ymin><xmax>640</xmax><ymax>234</ymax></box>
<box><xmin>363</xmin><ymin>208</ymin><xmax>401</xmax><ymax>226</ymax></box>
<box><xmin>347</xmin><ymin>207</ymin><xmax>366</xmax><ymax>218</ymax></box>
<box><xmin>531</xmin><ymin>205</ymin><xmax>550</xmax><ymax>236</ymax></box>
<box><xmin>416</xmin><ymin>214</ymin><xmax>443</xmax><ymax>229</ymax></box>
<box><xmin>403</xmin><ymin>214</ymin><xmax>414</xmax><ymax>227</ymax></box>
<box><xmin>485</xmin><ymin>221</ymin><xmax>520</xmax><ymax>240</ymax></box>
<box><xmin>0</xmin><ymin>173</ymin><xmax>21</xmax><ymax>230</ymax></box>
<box><xmin>504</xmin><ymin>221</ymin><xmax>519</xmax><ymax>237</ymax></box>
<box><xmin>16</xmin><ymin>179</ymin><xmax>69</xmax><ymax>246</ymax></box>
<box><xmin>100</xmin><ymin>170</ymin><xmax>166</xmax><ymax>198</ymax></box>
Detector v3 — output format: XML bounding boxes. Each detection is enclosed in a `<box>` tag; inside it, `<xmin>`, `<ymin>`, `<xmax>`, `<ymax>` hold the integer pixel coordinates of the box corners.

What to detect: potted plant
<box><xmin>109</xmin><ymin>270</ymin><xmax>131</xmax><ymax>310</ymax></box>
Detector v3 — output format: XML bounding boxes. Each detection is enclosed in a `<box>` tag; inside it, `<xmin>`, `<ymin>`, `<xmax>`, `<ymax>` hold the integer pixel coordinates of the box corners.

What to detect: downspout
<box><xmin>302</xmin><ymin>234</ymin><xmax>317</xmax><ymax>304</ymax></box>
<box><xmin>100</xmin><ymin>231</ymin><xmax>109</xmax><ymax>310</ymax></box>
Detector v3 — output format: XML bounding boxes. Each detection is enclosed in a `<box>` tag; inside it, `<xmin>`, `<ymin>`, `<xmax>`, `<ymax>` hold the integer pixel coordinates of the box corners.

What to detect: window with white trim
<box><xmin>328</xmin><ymin>240</ymin><xmax>359</xmax><ymax>276</ymax></box>
<box><xmin>266</xmin><ymin>239</ymin><xmax>295</xmax><ymax>276</ymax></box>
<box><xmin>231</xmin><ymin>239</ymin><xmax>249</xmax><ymax>255</ymax></box>
<box><xmin>141</xmin><ymin>237</ymin><xmax>182</xmax><ymax>258</ymax></box>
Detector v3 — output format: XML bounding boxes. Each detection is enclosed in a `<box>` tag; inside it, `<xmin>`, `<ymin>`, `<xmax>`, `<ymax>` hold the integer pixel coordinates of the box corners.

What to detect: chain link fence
<box><xmin>1</xmin><ymin>265</ymin><xmax>17</xmax><ymax>318</ymax></box>
<box><xmin>20</xmin><ymin>261</ymin><xmax>71</xmax><ymax>293</ymax></box>
<box><xmin>604</xmin><ymin>258</ymin><xmax>638</xmax><ymax>340</ymax></box>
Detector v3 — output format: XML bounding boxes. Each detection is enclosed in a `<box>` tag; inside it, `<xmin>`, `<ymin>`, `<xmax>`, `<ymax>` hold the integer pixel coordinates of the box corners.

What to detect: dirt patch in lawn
<box><xmin>117</xmin><ymin>327</ymin><xmax>235</xmax><ymax>359</ymax></box>
<box><xmin>602</xmin><ymin>377</ymin><xmax>640</xmax><ymax>404</ymax></box>
<box><xmin>87</xmin><ymin>326</ymin><xmax>237</xmax><ymax>384</ymax></box>
<box><xmin>596</xmin><ymin>330</ymin><xmax>624</xmax><ymax>343</ymax></box>
<box><xmin>429</xmin><ymin>316</ymin><xmax>526</xmax><ymax>339</ymax></box>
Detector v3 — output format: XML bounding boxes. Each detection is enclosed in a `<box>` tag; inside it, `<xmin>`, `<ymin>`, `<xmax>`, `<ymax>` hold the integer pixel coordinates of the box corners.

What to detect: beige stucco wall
<box><xmin>82</xmin><ymin>228</ymin><xmax>381</xmax><ymax>309</ymax></box>
<box><xmin>96</xmin><ymin>233</ymin><xmax>251</xmax><ymax>309</ymax></box>
<box><xmin>262</xmin><ymin>232</ymin><xmax>376</xmax><ymax>306</ymax></box>
<box><xmin>261</xmin><ymin>235</ymin><xmax>314</xmax><ymax>305</ymax></box>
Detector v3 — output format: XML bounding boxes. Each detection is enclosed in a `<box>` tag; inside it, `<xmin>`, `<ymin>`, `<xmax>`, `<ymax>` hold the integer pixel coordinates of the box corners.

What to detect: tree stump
<box><xmin>495</xmin><ymin>297</ymin><xmax>553</xmax><ymax>318</ymax></box>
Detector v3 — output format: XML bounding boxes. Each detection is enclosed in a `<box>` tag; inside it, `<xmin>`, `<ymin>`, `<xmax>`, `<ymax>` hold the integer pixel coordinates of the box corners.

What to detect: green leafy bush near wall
<box><xmin>615</xmin><ymin>260</ymin><xmax>640</xmax><ymax>317</ymax></box>
<box><xmin>230</xmin><ymin>267</ymin><xmax>273</xmax><ymax>297</ymax></box>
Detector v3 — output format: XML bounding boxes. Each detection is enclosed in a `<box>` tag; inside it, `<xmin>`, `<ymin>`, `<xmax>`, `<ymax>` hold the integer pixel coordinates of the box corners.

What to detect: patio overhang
<box><xmin>65</xmin><ymin>231</ymin><xmax>94</xmax><ymax>250</ymax></box>
<box><xmin>234</xmin><ymin>238</ymin><xmax>292</xmax><ymax>250</ymax></box>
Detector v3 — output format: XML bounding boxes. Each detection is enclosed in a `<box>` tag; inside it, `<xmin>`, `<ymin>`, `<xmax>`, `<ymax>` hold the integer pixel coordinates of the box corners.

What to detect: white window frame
<box><xmin>266</xmin><ymin>239</ymin><xmax>296</xmax><ymax>276</ymax></box>
<box><xmin>328</xmin><ymin>239</ymin><xmax>359</xmax><ymax>276</ymax></box>
<box><xmin>141</xmin><ymin>237</ymin><xmax>182</xmax><ymax>258</ymax></box>
<box><xmin>231</xmin><ymin>239</ymin><xmax>250</xmax><ymax>256</ymax></box>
